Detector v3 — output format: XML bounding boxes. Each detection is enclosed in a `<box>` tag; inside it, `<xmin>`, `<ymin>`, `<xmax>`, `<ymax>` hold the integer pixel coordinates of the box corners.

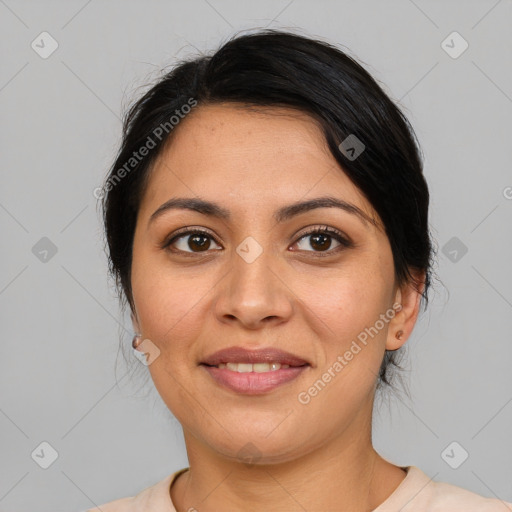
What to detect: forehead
<box><xmin>139</xmin><ymin>103</ymin><xmax>378</xmax><ymax>225</ymax></box>
<box><xmin>159</xmin><ymin>103</ymin><xmax>332</xmax><ymax>170</ymax></box>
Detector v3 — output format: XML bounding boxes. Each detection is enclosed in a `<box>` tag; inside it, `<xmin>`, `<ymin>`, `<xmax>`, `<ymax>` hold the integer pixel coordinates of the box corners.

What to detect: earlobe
<box><xmin>130</xmin><ymin>311</ymin><xmax>143</xmax><ymax>350</ymax></box>
<box><xmin>132</xmin><ymin>333</ymin><xmax>143</xmax><ymax>350</ymax></box>
<box><xmin>386</xmin><ymin>325</ymin><xmax>408</xmax><ymax>351</ymax></box>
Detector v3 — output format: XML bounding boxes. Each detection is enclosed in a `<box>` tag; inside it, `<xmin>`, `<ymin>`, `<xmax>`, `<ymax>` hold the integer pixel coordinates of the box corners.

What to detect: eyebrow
<box><xmin>148</xmin><ymin>196</ymin><xmax>377</xmax><ymax>228</ymax></box>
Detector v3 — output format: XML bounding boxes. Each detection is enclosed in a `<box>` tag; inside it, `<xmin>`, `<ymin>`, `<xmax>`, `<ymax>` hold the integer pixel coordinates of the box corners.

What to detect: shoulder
<box><xmin>84</xmin><ymin>468</ymin><xmax>188</xmax><ymax>512</ymax></box>
<box><xmin>425</xmin><ymin>479</ymin><xmax>512</xmax><ymax>511</ymax></box>
<box><xmin>381</xmin><ymin>466</ymin><xmax>512</xmax><ymax>512</ymax></box>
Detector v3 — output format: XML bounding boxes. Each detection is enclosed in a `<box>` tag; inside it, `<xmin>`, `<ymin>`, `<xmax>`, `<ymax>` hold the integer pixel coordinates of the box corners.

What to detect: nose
<box><xmin>213</xmin><ymin>244</ymin><xmax>294</xmax><ymax>330</ymax></box>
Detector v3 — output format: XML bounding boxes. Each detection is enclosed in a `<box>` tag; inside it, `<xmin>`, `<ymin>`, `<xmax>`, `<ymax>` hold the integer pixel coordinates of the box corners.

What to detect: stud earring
<box><xmin>395</xmin><ymin>330</ymin><xmax>404</xmax><ymax>340</ymax></box>
<box><xmin>132</xmin><ymin>333</ymin><xmax>142</xmax><ymax>349</ymax></box>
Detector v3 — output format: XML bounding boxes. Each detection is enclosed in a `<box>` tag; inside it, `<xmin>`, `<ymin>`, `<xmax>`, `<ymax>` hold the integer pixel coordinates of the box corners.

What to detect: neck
<box><xmin>171</xmin><ymin>406</ymin><xmax>406</xmax><ymax>512</ymax></box>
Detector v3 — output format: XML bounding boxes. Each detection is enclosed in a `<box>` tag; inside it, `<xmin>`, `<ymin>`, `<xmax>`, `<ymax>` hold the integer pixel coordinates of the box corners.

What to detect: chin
<box><xmin>205</xmin><ymin>429</ymin><xmax>312</xmax><ymax>467</ymax></box>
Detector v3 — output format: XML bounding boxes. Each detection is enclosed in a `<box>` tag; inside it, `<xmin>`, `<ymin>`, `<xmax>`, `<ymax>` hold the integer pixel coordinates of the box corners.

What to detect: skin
<box><xmin>130</xmin><ymin>103</ymin><xmax>425</xmax><ymax>511</ymax></box>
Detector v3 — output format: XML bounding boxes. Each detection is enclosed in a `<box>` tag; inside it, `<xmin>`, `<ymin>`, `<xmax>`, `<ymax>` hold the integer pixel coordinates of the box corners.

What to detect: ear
<box><xmin>386</xmin><ymin>271</ymin><xmax>425</xmax><ymax>351</ymax></box>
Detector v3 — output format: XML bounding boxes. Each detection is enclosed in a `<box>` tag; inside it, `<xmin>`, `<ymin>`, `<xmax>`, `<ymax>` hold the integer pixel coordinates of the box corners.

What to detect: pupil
<box><xmin>311</xmin><ymin>234</ymin><xmax>331</xmax><ymax>251</ymax></box>
<box><xmin>190</xmin><ymin>234</ymin><xmax>210</xmax><ymax>251</ymax></box>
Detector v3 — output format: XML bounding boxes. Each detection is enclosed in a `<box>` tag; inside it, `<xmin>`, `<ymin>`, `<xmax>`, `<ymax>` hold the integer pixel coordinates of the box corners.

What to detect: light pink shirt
<box><xmin>86</xmin><ymin>466</ymin><xmax>512</xmax><ymax>511</ymax></box>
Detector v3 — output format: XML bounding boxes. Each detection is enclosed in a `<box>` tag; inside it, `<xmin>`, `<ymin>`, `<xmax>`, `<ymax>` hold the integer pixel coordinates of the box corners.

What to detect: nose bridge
<box><xmin>214</xmin><ymin>233</ymin><xmax>293</xmax><ymax>327</ymax></box>
<box><xmin>235</xmin><ymin>235</ymin><xmax>274</xmax><ymax>290</ymax></box>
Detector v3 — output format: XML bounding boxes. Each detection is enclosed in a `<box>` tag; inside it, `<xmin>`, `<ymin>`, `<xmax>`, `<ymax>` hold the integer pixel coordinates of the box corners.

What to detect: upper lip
<box><xmin>201</xmin><ymin>346</ymin><xmax>309</xmax><ymax>367</ymax></box>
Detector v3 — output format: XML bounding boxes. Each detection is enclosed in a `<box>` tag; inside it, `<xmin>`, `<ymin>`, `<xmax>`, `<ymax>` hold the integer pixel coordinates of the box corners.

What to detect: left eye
<box><xmin>294</xmin><ymin>229</ymin><xmax>350</xmax><ymax>253</ymax></box>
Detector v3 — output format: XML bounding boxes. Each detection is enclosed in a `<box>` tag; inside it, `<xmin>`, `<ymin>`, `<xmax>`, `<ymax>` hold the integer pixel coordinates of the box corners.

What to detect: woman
<box><xmin>90</xmin><ymin>29</ymin><xmax>511</xmax><ymax>511</ymax></box>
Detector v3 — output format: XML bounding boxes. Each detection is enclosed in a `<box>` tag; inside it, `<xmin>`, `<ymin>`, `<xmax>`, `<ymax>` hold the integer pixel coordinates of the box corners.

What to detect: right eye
<box><xmin>164</xmin><ymin>228</ymin><xmax>222</xmax><ymax>254</ymax></box>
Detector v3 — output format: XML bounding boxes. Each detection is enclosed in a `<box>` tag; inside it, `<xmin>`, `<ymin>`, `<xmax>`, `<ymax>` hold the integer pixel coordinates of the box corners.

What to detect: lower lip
<box><xmin>201</xmin><ymin>364</ymin><xmax>309</xmax><ymax>394</ymax></box>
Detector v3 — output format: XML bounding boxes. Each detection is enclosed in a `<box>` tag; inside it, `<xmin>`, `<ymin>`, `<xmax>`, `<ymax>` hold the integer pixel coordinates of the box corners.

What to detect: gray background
<box><xmin>1</xmin><ymin>0</ymin><xmax>511</xmax><ymax>510</ymax></box>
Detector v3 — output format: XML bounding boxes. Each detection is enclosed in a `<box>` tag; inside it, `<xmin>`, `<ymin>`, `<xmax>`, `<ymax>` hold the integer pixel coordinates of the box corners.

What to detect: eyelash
<box><xmin>162</xmin><ymin>225</ymin><xmax>353</xmax><ymax>258</ymax></box>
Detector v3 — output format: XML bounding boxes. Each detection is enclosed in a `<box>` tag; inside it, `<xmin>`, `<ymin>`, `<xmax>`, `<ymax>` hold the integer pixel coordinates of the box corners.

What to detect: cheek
<box><xmin>131</xmin><ymin>266</ymin><xmax>213</xmax><ymax>419</ymax></box>
<box><xmin>292</xmin><ymin>269</ymin><xmax>391</xmax><ymax>420</ymax></box>
<box><xmin>132</xmin><ymin>267</ymin><xmax>211</xmax><ymax>353</ymax></box>
<box><xmin>294</xmin><ymin>261</ymin><xmax>392</xmax><ymax>348</ymax></box>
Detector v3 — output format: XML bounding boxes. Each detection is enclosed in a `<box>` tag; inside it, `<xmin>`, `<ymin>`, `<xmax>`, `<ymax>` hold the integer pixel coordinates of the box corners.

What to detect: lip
<box><xmin>200</xmin><ymin>346</ymin><xmax>310</xmax><ymax>395</ymax></box>
<box><xmin>202</xmin><ymin>365</ymin><xmax>308</xmax><ymax>394</ymax></box>
<box><xmin>201</xmin><ymin>346</ymin><xmax>309</xmax><ymax>367</ymax></box>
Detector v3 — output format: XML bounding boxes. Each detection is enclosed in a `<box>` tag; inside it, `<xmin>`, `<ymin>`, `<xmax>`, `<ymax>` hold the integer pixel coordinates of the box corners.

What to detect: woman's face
<box><xmin>130</xmin><ymin>104</ymin><xmax>409</xmax><ymax>463</ymax></box>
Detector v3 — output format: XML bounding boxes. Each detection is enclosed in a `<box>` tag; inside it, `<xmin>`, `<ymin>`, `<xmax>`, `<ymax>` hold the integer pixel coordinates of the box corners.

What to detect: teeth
<box><xmin>254</xmin><ymin>363</ymin><xmax>270</xmax><ymax>372</ymax></box>
<box><xmin>235</xmin><ymin>363</ymin><xmax>252</xmax><ymax>373</ymax></box>
<box><xmin>216</xmin><ymin>362</ymin><xmax>291</xmax><ymax>372</ymax></box>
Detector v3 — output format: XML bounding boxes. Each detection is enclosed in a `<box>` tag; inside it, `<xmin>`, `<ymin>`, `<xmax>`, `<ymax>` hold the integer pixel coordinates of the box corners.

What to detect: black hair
<box><xmin>101</xmin><ymin>28</ymin><xmax>435</xmax><ymax>392</ymax></box>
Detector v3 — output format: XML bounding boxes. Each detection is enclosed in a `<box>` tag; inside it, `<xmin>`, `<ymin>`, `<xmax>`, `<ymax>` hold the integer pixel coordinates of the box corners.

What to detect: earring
<box><xmin>132</xmin><ymin>333</ymin><xmax>142</xmax><ymax>349</ymax></box>
<box><xmin>395</xmin><ymin>330</ymin><xmax>404</xmax><ymax>340</ymax></box>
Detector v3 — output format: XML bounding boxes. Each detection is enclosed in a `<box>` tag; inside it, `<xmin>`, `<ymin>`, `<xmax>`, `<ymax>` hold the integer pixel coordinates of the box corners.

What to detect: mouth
<box><xmin>200</xmin><ymin>346</ymin><xmax>310</xmax><ymax>394</ymax></box>
<box><xmin>205</xmin><ymin>362</ymin><xmax>295</xmax><ymax>372</ymax></box>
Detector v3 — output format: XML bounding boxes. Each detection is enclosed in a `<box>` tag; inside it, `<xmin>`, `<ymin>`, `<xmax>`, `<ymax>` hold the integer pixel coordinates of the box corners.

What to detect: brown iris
<box><xmin>188</xmin><ymin>234</ymin><xmax>211</xmax><ymax>252</ymax></box>
<box><xmin>309</xmin><ymin>233</ymin><xmax>332</xmax><ymax>251</ymax></box>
